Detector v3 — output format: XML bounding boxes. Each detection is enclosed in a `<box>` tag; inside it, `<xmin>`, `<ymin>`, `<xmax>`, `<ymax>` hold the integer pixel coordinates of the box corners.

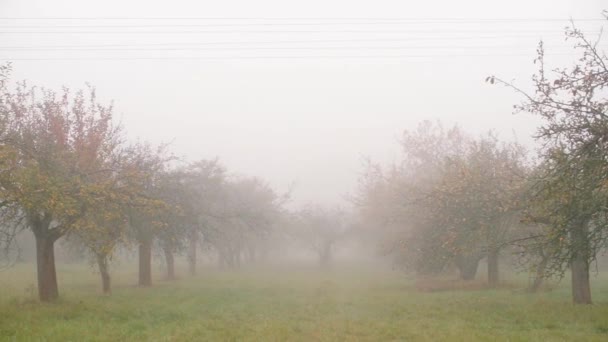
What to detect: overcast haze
<box><xmin>1</xmin><ymin>0</ymin><xmax>605</xmax><ymax>207</ymax></box>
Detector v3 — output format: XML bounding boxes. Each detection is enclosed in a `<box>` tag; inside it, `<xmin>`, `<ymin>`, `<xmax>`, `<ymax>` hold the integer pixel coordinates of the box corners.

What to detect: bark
<box><xmin>487</xmin><ymin>249</ymin><xmax>500</xmax><ymax>287</ymax></box>
<box><xmin>164</xmin><ymin>248</ymin><xmax>175</xmax><ymax>280</ymax></box>
<box><xmin>34</xmin><ymin>231</ymin><xmax>59</xmax><ymax>301</ymax></box>
<box><xmin>571</xmin><ymin>253</ymin><xmax>592</xmax><ymax>304</ymax></box>
<box><xmin>571</xmin><ymin>222</ymin><xmax>592</xmax><ymax>304</ymax></box>
<box><xmin>456</xmin><ymin>254</ymin><xmax>481</xmax><ymax>281</ymax></box>
<box><xmin>188</xmin><ymin>234</ymin><xmax>197</xmax><ymax>276</ymax></box>
<box><xmin>138</xmin><ymin>238</ymin><xmax>152</xmax><ymax>287</ymax></box>
<box><xmin>96</xmin><ymin>254</ymin><xmax>111</xmax><ymax>295</ymax></box>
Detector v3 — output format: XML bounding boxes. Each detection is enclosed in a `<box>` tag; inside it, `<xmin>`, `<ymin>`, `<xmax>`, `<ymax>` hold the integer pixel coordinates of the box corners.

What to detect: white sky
<box><xmin>0</xmin><ymin>0</ymin><xmax>606</xmax><ymax>208</ymax></box>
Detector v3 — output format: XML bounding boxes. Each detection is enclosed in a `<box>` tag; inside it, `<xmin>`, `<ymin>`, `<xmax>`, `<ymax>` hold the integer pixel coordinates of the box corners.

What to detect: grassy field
<box><xmin>1</xmin><ymin>262</ymin><xmax>608</xmax><ymax>341</ymax></box>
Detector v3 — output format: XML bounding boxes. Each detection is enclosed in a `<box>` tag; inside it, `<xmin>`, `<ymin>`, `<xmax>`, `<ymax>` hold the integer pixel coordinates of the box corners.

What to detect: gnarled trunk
<box><xmin>487</xmin><ymin>248</ymin><xmax>499</xmax><ymax>287</ymax></box>
<box><xmin>34</xmin><ymin>232</ymin><xmax>59</xmax><ymax>301</ymax></box>
<box><xmin>96</xmin><ymin>254</ymin><xmax>111</xmax><ymax>295</ymax></box>
<box><xmin>164</xmin><ymin>247</ymin><xmax>175</xmax><ymax>280</ymax></box>
<box><xmin>138</xmin><ymin>238</ymin><xmax>152</xmax><ymax>287</ymax></box>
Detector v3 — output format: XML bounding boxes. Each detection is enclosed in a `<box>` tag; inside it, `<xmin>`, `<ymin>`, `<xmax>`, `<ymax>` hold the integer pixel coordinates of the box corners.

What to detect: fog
<box><xmin>1</xmin><ymin>1</ymin><xmax>608</xmax><ymax>340</ymax></box>
<box><xmin>2</xmin><ymin>0</ymin><xmax>604</xmax><ymax>208</ymax></box>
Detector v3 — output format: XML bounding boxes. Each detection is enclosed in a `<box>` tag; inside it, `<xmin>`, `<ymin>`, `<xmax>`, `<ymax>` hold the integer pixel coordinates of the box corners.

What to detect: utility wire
<box><xmin>0</xmin><ymin>29</ymin><xmax>595</xmax><ymax>34</ymax></box>
<box><xmin>0</xmin><ymin>35</ymin><xmax>583</xmax><ymax>50</ymax></box>
<box><xmin>0</xmin><ymin>22</ymin><xmax>600</xmax><ymax>28</ymax></box>
<box><xmin>0</xmin><ymin>17</ymin><xmax>599</xmax><ymax>61</ymax></box>
<box><xmin>0</xmin><ymin>45</ymin><xmax>577</xmax><ymax>52</ymax></box>
<box><xmin>0</xmin><ymin>17</ymin><xmax>604</xmax><ymax>21</ymax></box>
<box><xmin>0</xmin><ymin>52</ymin><xmax>576</xmax><ymax>61</ymax></box>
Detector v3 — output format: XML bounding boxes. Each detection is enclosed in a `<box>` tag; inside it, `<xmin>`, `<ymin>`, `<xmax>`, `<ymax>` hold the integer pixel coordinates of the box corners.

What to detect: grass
<box><xmin>1</xmin><ymin>262</ymin><xmax>608</xmax><ymax>341</ymax></box>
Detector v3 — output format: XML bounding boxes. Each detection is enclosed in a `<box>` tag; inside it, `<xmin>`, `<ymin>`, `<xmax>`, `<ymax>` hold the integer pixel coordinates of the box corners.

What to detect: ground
<box><xmin>1</xmin><ymin>262</ymin><xmax>608</xmax><ymax>341</ymax></box>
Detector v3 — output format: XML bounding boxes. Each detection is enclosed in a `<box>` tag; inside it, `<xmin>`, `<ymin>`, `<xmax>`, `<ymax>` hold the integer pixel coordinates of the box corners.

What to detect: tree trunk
<box><xmin>456</xmin><ymin>254</ymin><xmax>480</xmax><ymax>281</ymax></box>
<box><xmin>571</xmin><ymin>222</ymin><xmax>592</xmax><ymax>304</ymax></box>
<box><xmin>138</xmin><ymin>238</ymin><xmax>152</xmax><ymax>287</ymax></box>
<box><xmin>528</xmin><ymin>252</ymin><xmax>548</xmax><ymax>293</ymax></box>
<box><xmin>96</xmin><ymin>254</ymin><xmax>111</xmax><ymax>295</ymax></box>
<box><xmin>164</xmin><ymin>248</ymin><xmax>175</xmax><ymax>280</ymax></box>
<box><xmin>487</xmin><ymin>249</ymin><xmax>499</xmax><ymax>287</ymax></box>
<box><xmin>188</xmin><ymin>234</ymin><xmax>197</xmax><ymax>276</ymax></box>
<box><xmin>571</xmin><ymin>253</ymin><xmax>592</xmax><ymax>304</ymax></box>
<box><xmin>34</xmin><ymin>232</ymin><xmax>59</xmax><ymax>301</ymax></box>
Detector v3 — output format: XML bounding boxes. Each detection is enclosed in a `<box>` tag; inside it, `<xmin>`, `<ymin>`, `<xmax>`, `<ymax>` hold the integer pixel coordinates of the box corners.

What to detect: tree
<box><xmin>155</xmin><ymin>171</ymin><xmax>186</xmax><ymax>280</ymax></box>
<box><xmin>64</xmin><ymin>203</ymin><xmax>126</xmax><ymax>295</ymax></box>
<box><xmin>121</xmin><ymin>143</ymin><xmax>170</xmax><ymax>287</ymax></box>
<box><xmin>60</xmin><ymin>137</ymin><xmax>148</xmax><ymax>294</ymax></box>
<box><xmin>154</xmin><ymin>165</ymin><xmax>208</xmax><ymax>280</ymax></box>
<box><xmin>489</xmin><ymin>13</ymin><xmax>608</xmax><ymax>303</ymax></box>
<box><xmin>432</xmin><ymin>133</ymin><xmax>527</xmax><ymax>284</ymax></box>
<box><xmin>204</xmin><ymin>176</ymin><xmax>284</xmax><ymax>269</ymax></box>
<box><xmin>521</xmin><ymin>152</ymin><xmax>606</xmax><ymax>303</ymax></box>
<box><xmin>355</xmin><ymin>122</ymin><xmax>467</xmax><ymax>274</ymax></box>
<box><xmin>178</xmin><ymin>159</ymin><xmax>226</xmax><ymax>275</ymax></box>
<box><xmin>0</xmin><ymin>73</ymin><xmax>122</xmax><ymax>301</ymax></box>
<box><xmin>291</xmin><ymin>205</ymin><xmax>348</xmax><ymax>266</ymax></box>
<box><xmin>356</xmin><ymin>121</ymin><xmax>527</xmax><ymax>284</ymax></box>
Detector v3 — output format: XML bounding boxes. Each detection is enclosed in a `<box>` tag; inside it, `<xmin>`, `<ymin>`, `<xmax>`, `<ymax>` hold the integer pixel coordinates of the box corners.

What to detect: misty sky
<box><xmin>0</xmin><ymin>0</ymin><xmax>606</xmax><ymax>208</ymax></box>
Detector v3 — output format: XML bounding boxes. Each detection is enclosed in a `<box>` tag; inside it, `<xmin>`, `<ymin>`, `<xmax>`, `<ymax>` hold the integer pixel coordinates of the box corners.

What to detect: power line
<box><xmin>0</xmin><ymin>37</ymin><xmax>577</xmax><ymax>52</ymax></box>
<box><xmin>0</xmin><ymin>17</ymin><xmax>603</xmax><ymax>21</ymax></box>
<box><xmin>0</xmin><ymin>45</ymin><xmax>575</xmax><ymax>52</ymax></box>
<box><xmin>0</xmin><ymin>52</ymin><xmax>576</xmax><ymax>61</ymax></box>
<box><xmin>0</xmin><ymin>22</ymin><xmax>600</xmax><ymax>28</ymax></box>
<box><xmin>0</xmin><ymin>17</ymin><xmax>598</xmax><ymax>60</ymax></box>
<box><xmin>0</xmin><ymin>41</ymin><xmax>556</xmax><ymax>50</ymax></box>
<box><xmin>0</xmin><ymin>35</ymin><xmax>581</xmax><ymax>50</ymax></box>
<box><xmin>0</xmin><ymin>29</ymin><xmax>594</xmax><ymax>34</ymax></box>
<box><xmin>2</xmin><ymin>36</ymin><xmax>592</xmax><ymax>54</ymax></box>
